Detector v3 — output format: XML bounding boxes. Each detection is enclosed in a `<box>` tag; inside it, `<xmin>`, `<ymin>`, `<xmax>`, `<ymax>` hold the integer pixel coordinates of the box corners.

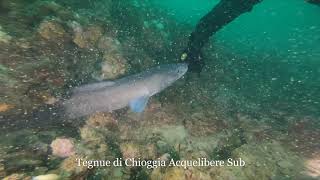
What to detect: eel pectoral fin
<box><xmin>129</xmin><ymin>96</ymin><xmax>150</xmax><ymax>113</ymax></box>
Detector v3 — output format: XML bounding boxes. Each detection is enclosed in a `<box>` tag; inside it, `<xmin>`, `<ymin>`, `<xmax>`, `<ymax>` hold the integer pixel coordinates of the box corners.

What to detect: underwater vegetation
<box><xmin>0</xmin><ymin>0</ymin><xmax>319</xmax><ymax>179</ymax></box>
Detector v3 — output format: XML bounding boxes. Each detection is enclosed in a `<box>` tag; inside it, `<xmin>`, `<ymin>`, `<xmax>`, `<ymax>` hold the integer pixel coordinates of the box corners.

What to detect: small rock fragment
<box><xmin>50</xmin><ymin>138</ymin><xmax>75</xmax><ymax>158</ymax></box>
<box><xmin>0</xmin><ymin>103</ymin><xmax>13</xmax><ymax>112</ymax></box>
<box><xmin>100</xmin><ymin>53</ymin><xmax>128</xmax><ymax>79</ymax></box>
<box><xmin>32</xmin><ymin>174</ymin><xmax>59</xmax><ymax>180</ymax></box>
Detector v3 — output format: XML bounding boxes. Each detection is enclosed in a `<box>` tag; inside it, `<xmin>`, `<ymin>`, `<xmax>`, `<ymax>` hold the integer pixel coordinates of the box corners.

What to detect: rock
<box><xmin>0</xmin><ymin>26</ymin><xmax>12</xmax><ymax>43</ymax></box>
<box><xmin>277</xmin><ymin>160</ymin><xmax>292</xmax><ymax>169</ymax></box>
<box><xmin>209</xmin><ymin>167</ymin><xmax>238</xmax><ymax>180</ymax></box>
<box><xmin>162</xmin><ymin>167</ymin><xmax>185</xmax><ymax>180</ymax></box>
<box><xmin>86</xmin><ymin>112</ymin><xmax>118</xmax><ymax>130</ymax></box>
<box><xmin>111</xmin><ymin>167</ymin><xmax>124</xmax><ymax>178</ymax></box>
<box><xmin>142</xmin><ymin>144</ymin><xmax>158</xmax><ymax>160</ymax></box>
<box><xmin>79</xmin><ymin>126</ymin><xmax>106</xmax><ymax>144</ymax></box>
<box><xmin>32</xmin><ymin>166</ymin><xmax>49</xmax><ymax>175</ymax></box>
<box><xmin>184</xmin><ymin>167</ymin><xmax>211</xmax><ymax>180</ymax></box>
<box><xmin>100</xmin><ymin>53</ymin><xmax>128</xmax><ymax>79</ymax></box>
<box><xmin>3</xmin><ymin>173</ymin><xmax>31</xmax><ymax>180</ymax></box>
<box><xmin>230</xmin><ymin>140</ymin><xmax>303</xmax><ymax>179</ymax></box>
<box><xmin>120</xmin><ymin>37</ymin><xmax>155</xmax><ymax>69</ymax></box>
<box><xmin>32</xmin><ymin>1</ymin><xmax>76</xmax><ymax>21</ymax></box>
<box><xmin>31</xmin><ymin>142</ymin><xmax>49</xmax><ymax>157</ymax></box>
<box><xmin>156</xmin><ymin>140</ymin><xmax>172</xmax><ymax>155</ymax></box>
<box><xmin>15</xmin><ymin>38</ymin><xmax>31</xmax><ymax>49</ymax></box>
<box><xmin>60</xmin><ymin>155</ymin><xmax>87</xmax><ymax>177</ymax></box>
<box><xmin>32</xmin><ymin>174</ymin><xmax>59</xmax><ymax>180</ymax></box>
<box><xmin>187</xmin><ymin>136</ymin><xmax>218</xmax><ymax>159</ymax></box>
<box><xmin>38</xmin><ymin>20</ymin><xmax>67</xmax><ymax>43</ymax></box>
<box><xmin>120</xmin><ymin>143</ymin><xmax>141</xmax><ymax>160</ymax></box>
<box><xmin>70</xmin><ymin>21</ymin><xmax>103</xmax><ymax>48</ymax></box>
<box><xmin>50</xmin><ymin>138</ymin><xmax>75</xmax><ymax>158</ymax></box>
<box><xmin>0</xmin><ymin>163</ymin><xmax>5</xmax><ymax>178</ymax></box>
<box><xmin>96</xmin><ymin>35</ymin><xmax>129</xmax><ymax>79</ymax></box>
<box><xmin>32</xmin><ymin>91</ymin><xmax>59</xmax><ymax>105</ymax></box>
<box><xmin>304</xmin><ymin>155</ymin><xmax>320</xmax><ymax>178</ymax></box>
<box><xmin>78</xmin><ymin>119</ymin><xmax>113</xmax><ymax>159</ymax></box>
<box><xmin>93</xmin><ymin>166</ymin><xmax>130</xmax><ymax>180</ymax></box>
<box><xmin>0</xmin><ymin>103</ymin><xmax>14</xmax><ymax>112</ymax></box>
<box><xmin>141</xmin><ymin>25</ymin><xmax>170</xmax><ymax>55</ymax></box>
<box><xmin>4</xmin><ymin>154</ymin><xmax>43</xmax><ymax>173</ymax></box>
<box><xmin>44</xmin><ymin>96</ymin><xmax>59</xmax><ymax>105</ymax></box>
<box><xmin>190</xmin><ymin>151</ymin><xmax>209</xmax><ymax>160</ymax></box>
<box><xmin>159</xmin><ymin>153</ymin><xmax>171</xmax><ymax>162</ymax></box>
<box><xmin>154</xmin><ymin>125</ymin><xmax>188</xmax><ymax>147</ymax></box>
<box><xmin>97</xmin><ymin>36</ymin><xmax>121</xmax><ymax>52</ymax></box>
<box><xmin>185</xmin><ymin>116</ymin><xmax>218</xmax><ymax>137</ymax></box>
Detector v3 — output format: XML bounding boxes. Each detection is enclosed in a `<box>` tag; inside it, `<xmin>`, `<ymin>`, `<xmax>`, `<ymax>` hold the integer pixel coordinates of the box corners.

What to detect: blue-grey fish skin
<box><xmin>63</xmin><ymin>63</ymin><xmax>188</xmax><ymax>119</ymax></box>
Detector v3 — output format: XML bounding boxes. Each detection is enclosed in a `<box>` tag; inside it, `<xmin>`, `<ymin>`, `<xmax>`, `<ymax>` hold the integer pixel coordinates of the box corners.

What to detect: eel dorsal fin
<box><xmin>72</xmin><ymin>81</ymin><xmax>115</xmax><ymax>94</ymax></box>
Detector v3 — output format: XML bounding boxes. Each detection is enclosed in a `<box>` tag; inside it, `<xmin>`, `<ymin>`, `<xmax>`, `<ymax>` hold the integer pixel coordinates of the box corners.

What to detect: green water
<box><xmin>215</xmin><ymin>0</ymin><xmax>320</xmax><ymax>58</ymax></box>
<box><xmin>0</xmin><ymin>0</ymin><xmax>319</xmax><ymax>179</ymax></box>
<box><xmin>156</xmin><ymin>0</ymin><xmax>320</xmax><ymax>115</ymax></box>
<box><xmin>153</xmin><ymin>0</ymin><xmax>320</xmax><ymax>69</ymax></box>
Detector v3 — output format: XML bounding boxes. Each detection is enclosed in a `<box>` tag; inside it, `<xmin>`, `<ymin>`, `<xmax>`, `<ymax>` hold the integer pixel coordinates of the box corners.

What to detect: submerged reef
<box><xmin>0</xmin><ymin>0</ymin><xmax>319</xmax><ymax>179</ymax></box>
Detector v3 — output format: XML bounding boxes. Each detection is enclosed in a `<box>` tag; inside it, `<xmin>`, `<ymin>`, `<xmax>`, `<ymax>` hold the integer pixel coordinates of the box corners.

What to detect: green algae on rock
<box><xmin>0</xmin><ymin>26</ymin><xmax>12</xmax><ymax>43</ymax></box>
<box><xmin>38</xmin><ymin>19</ymin><xmax>68</xmax><ymax>43</ymax></box>
<box><xmin>70</xmin><ymin>21</ymin><xmax>104</xmax><ymax>49</ymax></box>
